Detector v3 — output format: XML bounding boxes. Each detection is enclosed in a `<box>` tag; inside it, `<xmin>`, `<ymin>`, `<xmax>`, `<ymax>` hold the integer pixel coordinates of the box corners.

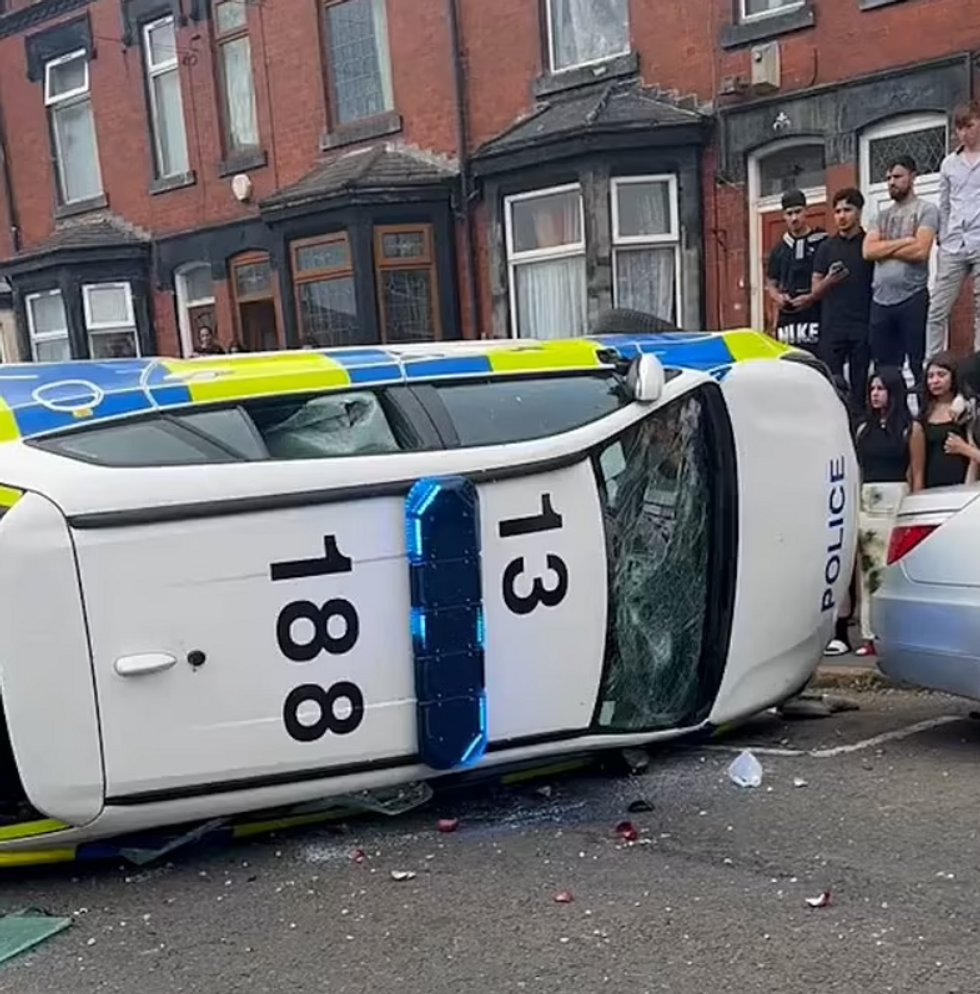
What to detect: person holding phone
<box><xmin>811</xmin><ymin>188</ymin><xmax>875</xmax><ymax>413</ymax></box>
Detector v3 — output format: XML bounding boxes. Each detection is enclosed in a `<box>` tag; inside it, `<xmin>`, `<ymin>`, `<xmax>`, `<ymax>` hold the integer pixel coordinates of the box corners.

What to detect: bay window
<box><xmin>612</xmin><ymin>176</ymin><xmax>681</xmax><ymax>325</ymax></box>
<box><xmin>292</xmin><ymin>234</ymin><xmax>359</xmax><ymax>347</ymax></box>
<box><xmin>83</xmin><ymin>283</ymin><xmax>140</xmax><ymax>358</ymax></box>
<box><xmin>505</xmin><ymin>185</ymin><xmax>587</xmax><ymax>340</ymax></box>
<box><xmin>546</xmin><ymin>0</ymin><xmax>630</xmax><ymax>73</ymax></box>
<box><xmin>143</xmin><ymin>16</ymin><xmax>190</xmax><ymax>178</ymax></box>
<box><xmin>44</xmin><ymin>50</ymin><xmax>103</xmax><ymax>205</ymax></box>
<box><xmin>26</xmin><ymin>290</ymin><xmax>71</xmax><ymax>363</ymax></box>
<box><xmin>374</xmin><ymin>225</ymin><xmax>440</xmax><ymax>342</ymax></box>
<box><xmin>214</xmin><ymin>0</ymin><xmax>260</xmax><ymax>153</ymax></box>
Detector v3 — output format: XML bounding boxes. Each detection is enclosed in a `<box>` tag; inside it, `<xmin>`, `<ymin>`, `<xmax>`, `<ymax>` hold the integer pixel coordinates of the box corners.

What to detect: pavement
<box><xmin>2</xmin><ymin>687</ymin><xmax>980</xmax><ymax>993</ymax></box>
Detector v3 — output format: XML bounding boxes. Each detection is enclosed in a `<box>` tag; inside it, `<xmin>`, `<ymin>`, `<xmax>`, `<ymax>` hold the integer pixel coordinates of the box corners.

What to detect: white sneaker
<box><xmin>823</xmin><ymin>639</ymin><xmax>850</xmax><ymax>657</ymax></box>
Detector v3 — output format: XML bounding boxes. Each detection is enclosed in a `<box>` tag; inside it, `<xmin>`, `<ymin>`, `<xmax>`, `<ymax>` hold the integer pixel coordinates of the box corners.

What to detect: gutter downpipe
<box><xmin>0</xmin><ymin>91</ymin><xmax>21</xmax><ymax>254</ymax></box>
<box><xmin>447</xmin><ymin>0</ymin><xmax>483</xmax><ymax>339</ymax></box>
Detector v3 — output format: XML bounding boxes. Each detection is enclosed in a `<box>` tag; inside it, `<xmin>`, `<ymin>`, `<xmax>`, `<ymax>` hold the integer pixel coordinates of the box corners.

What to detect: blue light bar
<box><xmin>404</xmin><ymin>475</ymin><xmax>488</xmax><ymax>771</ymax></box>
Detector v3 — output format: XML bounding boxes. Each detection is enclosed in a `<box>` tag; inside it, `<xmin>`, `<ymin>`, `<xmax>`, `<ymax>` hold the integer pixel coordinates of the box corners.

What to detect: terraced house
<box><xmin>0</xmin><ymin>0</ymin><xmax>976</xmax><ymax>361</ymax></box>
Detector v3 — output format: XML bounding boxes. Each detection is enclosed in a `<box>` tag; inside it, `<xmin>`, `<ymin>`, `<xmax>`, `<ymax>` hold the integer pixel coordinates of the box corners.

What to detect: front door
<box><xmin>760</xmin><ymin>203</ymin><xmax>829</xmax><ymax>334</ymax></box>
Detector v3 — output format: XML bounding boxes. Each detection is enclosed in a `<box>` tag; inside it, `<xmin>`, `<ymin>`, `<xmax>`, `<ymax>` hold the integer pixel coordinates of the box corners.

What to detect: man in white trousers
<box><xmin>925</xmin><ymin>100</ymin><xmax>980</xmax><ymax>358</ymax></box>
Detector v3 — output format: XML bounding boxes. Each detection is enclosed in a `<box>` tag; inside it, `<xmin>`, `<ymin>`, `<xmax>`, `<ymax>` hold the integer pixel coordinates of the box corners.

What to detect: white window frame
<box><xmin>143</xmin><ymin>15</ymin><xmax>187</xmax><ymax>178</ymax></box>
<box><xmin>82</xmin><ymin>282</ymin><xmax>142</xmax><ymax>357</ymax></box>
<box><xmin>175</xmin><ymin>262</ymin><xmax>216</xmax><ymax>357</ymax></box>
<box><xmin>504</xmin><ymin>183</ymin><xmax>587</xmax><ymax>339</ymax></box>
<box><xmin>610</xmin><ymin>175</ymin><xmax>683</xmax><ymax>325</ymax></box>
<box><xmin>43</xmin><ymin>49</ymin><xmax>90</xmax><ymax>105</ymax></box>
<box><xmin>739</xmin><ymin>0</ymin><xmax>804</xmax><ymax>23</ymax></box>
<box><xmin>544</xmin><ymin>0</ymin><xmax>630</xmax><ymax>74</ymax></box>
<box><xmin>25</xmin><ymin>289</ymin><xmax>70</xmax><ymax>363</ymax></box>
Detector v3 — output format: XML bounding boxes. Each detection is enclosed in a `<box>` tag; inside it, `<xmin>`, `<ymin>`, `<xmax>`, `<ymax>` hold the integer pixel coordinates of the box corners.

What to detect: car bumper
<box><xmin>874</xmin><ymin>581</ymin><xmax>980</xmax><ymax>701</ymax></box>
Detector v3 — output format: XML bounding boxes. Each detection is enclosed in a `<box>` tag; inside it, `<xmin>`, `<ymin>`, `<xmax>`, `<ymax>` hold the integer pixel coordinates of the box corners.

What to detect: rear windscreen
<box><xmin>432</xmin><ymin>374</ymin><xmax>630</xmax><ymax>447</ymax></box>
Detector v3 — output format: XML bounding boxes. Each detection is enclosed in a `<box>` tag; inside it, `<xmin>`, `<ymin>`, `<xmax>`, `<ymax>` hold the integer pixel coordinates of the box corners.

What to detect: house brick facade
<box><xmin>0</xmin><ymin>0</ymin><xmax>976</xmax><ymax>363</ymax></box>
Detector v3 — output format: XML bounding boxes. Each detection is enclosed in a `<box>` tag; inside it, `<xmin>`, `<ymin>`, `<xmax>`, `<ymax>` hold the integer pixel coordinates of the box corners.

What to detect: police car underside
<box><xmin>0</xmin><ymin>341</ymin><xmax>856</xmax><ymax>855</ymax></box>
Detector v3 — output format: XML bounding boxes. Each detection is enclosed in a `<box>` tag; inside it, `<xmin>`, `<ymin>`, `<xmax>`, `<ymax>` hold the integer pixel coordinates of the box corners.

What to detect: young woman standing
<box><xmin>852</xmin><ymin>367</ymin><xmax>913</xmax><ymax>656</ymax></box>
<box><xmin>911</xmin><ymin>352</ymin><xmax>978</xmax><ymax>491</ymax></box>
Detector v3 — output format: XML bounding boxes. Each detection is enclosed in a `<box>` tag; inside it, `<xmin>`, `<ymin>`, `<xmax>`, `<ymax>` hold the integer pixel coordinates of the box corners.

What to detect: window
<box><xmin>82</xmin><ymin>283</ymin><xmax>140</xmax><ymax>358</ymax></box>
<box><xmin>143</xmin><ymin>16</ymin><xmax>189</xmax><ymax>178</ymax></box>
<box><xmin>866</xmin><ymin>123</ymin><xmax>948</xmax><ymax>184</ymax></box>
<box><xmin>176</xmin><ymin>262</ymin><xmax>216</xmax><ymax>356</ymax></box>
<box><xmin>231</xmin><ymin>252</ymin><xmax>280</xmax><ymax>351</ymax></box>
<box><xmin>740</xmin><ymin>0</ymin><xmax>803</xmax><ymax>20</ymax></box>
<box><xmin>323</xmin><ymin>0</ymin><xmax>394</xmax><ymax>126</ymax></box>
<box><xmin>612</xmin><ymin>176</ymin><xmax>682</xmax><ymax>326</ymax></box>
<box><xmin>547</xmin><ymin>0</ymin><xmax>630</xmax><ymax>72</ymax></box>
<box><xmin>25</xmin><ymin>290</ymin><xmax>71</xmax><ymax>363</ymax></box>
<box><xmin>505</xmin><ymin>185</ymin><xmax>587</xmax><ymax>340</ymax></box>
<box><xmin>34</xmin><ymin>391</ymin><xmax>407</xmax><ymax>465</ymax></box>
<box><xmin>374</xmin><ymin>225</ymin><xmax>439</xmax><ymax>343</ymax></box>
<box><xmin>433</xmin><ymin>374</ymin><xmax>629</xmax><ymax>448</ymax></box>
<box><xmin>292</xmin><ymin>234</ymin><xmax>358</xmax><ymax>347</ymax></box>
<box><xmin>43</xmin><ymin>50</ymin><xmax>103</xmax><ymax>204</ymax></box>
<box><xmin>214</xmin><ymin>0</ymin><xmax>259</xmax><ymax>153</ymax></box>
<box><xmin>592</xmin><ymin>391</ymin><xmax>715</xmax><ymax>731</ymax></box>
<box><xmin>757</xmin><ymin>143</ymin><xmax>826</xmax><ymax>198</ymax></box>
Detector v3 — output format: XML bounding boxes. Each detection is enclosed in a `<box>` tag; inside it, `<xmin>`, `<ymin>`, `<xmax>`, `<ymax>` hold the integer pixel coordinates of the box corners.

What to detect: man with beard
<box><xmin>765</xmin><ymin>189</ymin><xmax>828</xmax><ymax>353</ymax></box>
<box><xmin>863</xmin><ymin>155</ymin><xmax>939</xmax><ymax>388</ymax></box>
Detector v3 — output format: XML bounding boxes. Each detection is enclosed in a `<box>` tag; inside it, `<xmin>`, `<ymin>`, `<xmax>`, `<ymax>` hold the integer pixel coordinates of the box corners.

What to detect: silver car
<box><xmin>874</xmin><ymin>484</ymin><xmax>980</xmax><ymax>699</ymax></box>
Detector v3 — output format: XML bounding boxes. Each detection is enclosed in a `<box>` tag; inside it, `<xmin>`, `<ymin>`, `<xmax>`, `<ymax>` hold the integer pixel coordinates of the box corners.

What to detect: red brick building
<box><xmin>0</xmin><ymin>0</ymin><xmax>976</xmax><ymax>362</ymax></box>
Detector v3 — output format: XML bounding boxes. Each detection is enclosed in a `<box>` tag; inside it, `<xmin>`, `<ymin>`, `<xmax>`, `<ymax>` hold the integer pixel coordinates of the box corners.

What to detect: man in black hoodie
<box><xmin>766</xmin><ymin>189</ymin><xmax>828</xmax><ymax>354</ymax></box>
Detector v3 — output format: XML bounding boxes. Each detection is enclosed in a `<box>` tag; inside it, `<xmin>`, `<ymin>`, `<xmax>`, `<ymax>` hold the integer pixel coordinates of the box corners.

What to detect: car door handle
<box><xmin>114</xmin><ymin>653</ymin><xmax>178</xmax><ymax>677</ymax></box>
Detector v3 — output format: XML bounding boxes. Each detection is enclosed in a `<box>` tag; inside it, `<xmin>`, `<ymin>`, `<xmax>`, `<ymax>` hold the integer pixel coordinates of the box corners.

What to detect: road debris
<box><xmin>390</xmin><ymin>870</ymin><xmax>417</xmax><ymax>882</ymax></box>
<box><xmin>805</xmin><ymin>891</ymin><xmax>832</xmax><ymax>908</ymax></box>
<box><xmin>793</xmin><ymin>777</ymin><xmax>809</xmax><ymax>788</ymax></box>
<box><xmin>350</xmin><ymin>849</ymin><xmax>367</xmax><ymax>864</ymax></box>
<box><xmin>728</xmin><ymin>750</ymin><xmax>763</xmax><ymax>788</ymax></box>
<box><xmin>436</xmin><ymin>818</ymin><xmax>459</xmax><ymax>834</ymax></box>
<box><xmin>615</xmin><ymin>821</ymin><xmax>639</xmax><ymax>842</ymax></box>
<box><xmin>0</xmin><ymin>909</ymin><xmax>72</xmax><ymax>965</ymax></box>
<box><xmin>627</xmin><ymin>798</ymin><xmax>654</xmax><ymax>813</ymax></box>
<box><xmin>554</xmin><ymin>891</ymin><xmax>575</xmax><ymax>904</ymax></box>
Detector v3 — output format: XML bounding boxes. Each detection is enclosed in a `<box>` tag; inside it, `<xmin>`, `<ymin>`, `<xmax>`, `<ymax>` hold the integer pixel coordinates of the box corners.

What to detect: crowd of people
<box><xmin>765</xmin><ymin>98</ymin><xmax>980</xmax><ymax>661</ymax></box>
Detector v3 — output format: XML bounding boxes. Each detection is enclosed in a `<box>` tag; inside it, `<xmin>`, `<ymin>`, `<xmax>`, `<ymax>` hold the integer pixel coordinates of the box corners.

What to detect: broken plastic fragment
<box><xmin>437</xmin><ymin>818</ymin><xmax>459</xmax><ymax>834</ymax></box>
<box><xmin>728</xmin><ymin>750</ymin><xmax>763</xmax><ymax>788</ymax></box>
<box><xmin>805</xmin><ymin>891</ymin><xmax>831</xmax><ymax>908</ymax></box>
<box><xmin>390</xmin><ymin>870</ymin><xmax>417</xmax><ymax>882</ymax></box>
<box><xmin>350</xmin><ymin>849</ymin><xmax>366</xmax><ymax>864</ymax></box>
<box><xmin>554</xmin><ymin>891</ymin><xmax>574</xmax><ymax>904</ymax></box>
<box><xmin>615</xmin><ymin>821</ymin><xmax>639</xmax><ymax>842</ymax></box>
<box><xmin>793</xmin><ymin>777</ymin><xmax>808</xmax><ymax>788</ymax></box>
<box><xmin>627</xmin><ymin>799</ymin><xmax>654</xmax><ymax>813</ymax></box>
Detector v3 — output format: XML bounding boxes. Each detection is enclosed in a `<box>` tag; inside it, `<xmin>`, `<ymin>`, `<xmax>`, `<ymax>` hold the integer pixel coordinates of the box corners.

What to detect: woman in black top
<box><xmin>853</xmin><ymin>366</ymin><xmax>912</xmax><ymax>657</ymax></box>
<box><xmin>911</xmin><ymin>352</ymin><xmax>977</xmax><ymax>491</ymax></box>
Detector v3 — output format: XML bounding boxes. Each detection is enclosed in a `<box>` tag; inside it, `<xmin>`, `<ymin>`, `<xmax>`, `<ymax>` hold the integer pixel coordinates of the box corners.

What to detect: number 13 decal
<box><xmin>498</xmin><ymin>493</ymin><xmax>570</xmax><ymax>616</ymax></box>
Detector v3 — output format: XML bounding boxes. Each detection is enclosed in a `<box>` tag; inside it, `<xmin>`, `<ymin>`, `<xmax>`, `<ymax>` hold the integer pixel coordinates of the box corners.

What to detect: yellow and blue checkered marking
<box><xmin>0</xmin><ymin>331</ymin><xmax>795</xmax><ymax>443</ymax></box>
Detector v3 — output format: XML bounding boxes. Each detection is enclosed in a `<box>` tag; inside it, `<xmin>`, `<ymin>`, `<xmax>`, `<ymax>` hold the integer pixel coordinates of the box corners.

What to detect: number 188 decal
<box><xmin>270</xmin><ymin>535</ymin><xmax>365</xmax><ymax>743</ymax></box>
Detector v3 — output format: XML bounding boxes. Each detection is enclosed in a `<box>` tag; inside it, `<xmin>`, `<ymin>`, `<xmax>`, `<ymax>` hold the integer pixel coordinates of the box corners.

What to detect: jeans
<box><xmin>925</xmin><ymin>250</ymin><xmax>980</xmax><ymax>359</ymax></box>
<box><xmin>870</xmin><ymin>289</ymin><xmax>928</xmax><ymax>386</ymax></box>
<box><xmin>821</xmin><ymin>330</ymin><xmax>871</xmax><ymax>413</ymax></box>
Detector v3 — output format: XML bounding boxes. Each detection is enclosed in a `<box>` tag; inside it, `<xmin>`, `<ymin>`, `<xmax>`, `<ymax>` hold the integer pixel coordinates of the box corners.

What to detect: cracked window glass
<box><xmin>594</xmin><ymin>390</ymin><xmax>712</xmax><ymax>731</ymax></box>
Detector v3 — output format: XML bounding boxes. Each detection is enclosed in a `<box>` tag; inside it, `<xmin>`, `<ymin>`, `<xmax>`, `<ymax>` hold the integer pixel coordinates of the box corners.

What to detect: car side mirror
<box><xmin>627</xmin><ymin>353</ymin><xmax>665</xmax><ymax>404</ymax></box>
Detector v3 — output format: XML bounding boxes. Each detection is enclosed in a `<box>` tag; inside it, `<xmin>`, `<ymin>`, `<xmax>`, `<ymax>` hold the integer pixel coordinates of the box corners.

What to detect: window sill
<box><xmin>55</xmin><ymin>194</ymin><xmax>109</xmax><ymax>220</ymax></box>
<box><xmin>218</xmin><ymin>148</ymin><xmax>268</xmax><ymax>177</ymax></box>
<box><xmin>859</xmin><ymin>0</ymin><xmax>907</xmax><ymax>8</ymax></box>
<box><xmin>319</xmin><ymin>110</ymin><xmax>402</xmax><ymax>152</ymax></box>
<box><xmin>533</xmin><ymin>50</ymin><xmax>639</xmax><ymax>99</ymax></box>
<box><xmin>720</xmin><ymin>4</ymin><xmax>815</xmax><ymax>49</ymax></box>
<box><xmin>149</xmin><ymin>171</ymin><xmax>197</xmax><ymax>196</ymax></box>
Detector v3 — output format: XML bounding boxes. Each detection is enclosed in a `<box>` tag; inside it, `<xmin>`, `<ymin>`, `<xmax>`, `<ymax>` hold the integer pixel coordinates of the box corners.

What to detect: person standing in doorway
<box><xmin>811</xmin><ymin>188</ymin><xmax>874</xmax><ymax>413</ymax></box>
<box><xmin>925</xmin><ymin>100</ymin><xmax>980</xmax><ymax>358</ymax></box>
<box><xmin>863</xmin><ymin>156</ymin><xmax>939</xmax><ymax>388</ymax></box>
<box><xmin>765</xmin><ymin>189</ymin><xmax>828</xmax><ymax>355</ymax></box>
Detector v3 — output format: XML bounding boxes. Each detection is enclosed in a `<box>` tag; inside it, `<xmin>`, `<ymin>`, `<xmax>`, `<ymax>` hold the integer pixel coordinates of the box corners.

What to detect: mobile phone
<box><xmin>828</xmin><ymin>260</ymin><xmax>849</xmax><ymax>278</ymax></box>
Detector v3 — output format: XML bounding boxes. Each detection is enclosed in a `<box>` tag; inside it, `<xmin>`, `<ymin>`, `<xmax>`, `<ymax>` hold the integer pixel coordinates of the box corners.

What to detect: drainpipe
<box><xmin>0</xmin><ymin>94</ymin><xmax>21</xmax><ymax>254</ymax></box>
<box><xmin>447</xmin><ymin>0</ymin><xmax>482</xmax><ymax>339</ymax></box>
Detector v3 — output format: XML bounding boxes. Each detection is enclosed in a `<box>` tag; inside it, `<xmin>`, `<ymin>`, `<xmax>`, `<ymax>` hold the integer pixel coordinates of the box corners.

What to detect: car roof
<box><xmin>0</xmin><ymin>329</ymin><xmax>793</xmax><ymax>443</ymax></box>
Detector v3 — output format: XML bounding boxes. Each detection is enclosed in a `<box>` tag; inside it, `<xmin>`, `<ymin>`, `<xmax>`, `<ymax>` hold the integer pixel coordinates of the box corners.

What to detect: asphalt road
<box><xmin>3</xmin><ymin>689</ymin><xmax>980</xmax><ymax>994</ymax></box>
